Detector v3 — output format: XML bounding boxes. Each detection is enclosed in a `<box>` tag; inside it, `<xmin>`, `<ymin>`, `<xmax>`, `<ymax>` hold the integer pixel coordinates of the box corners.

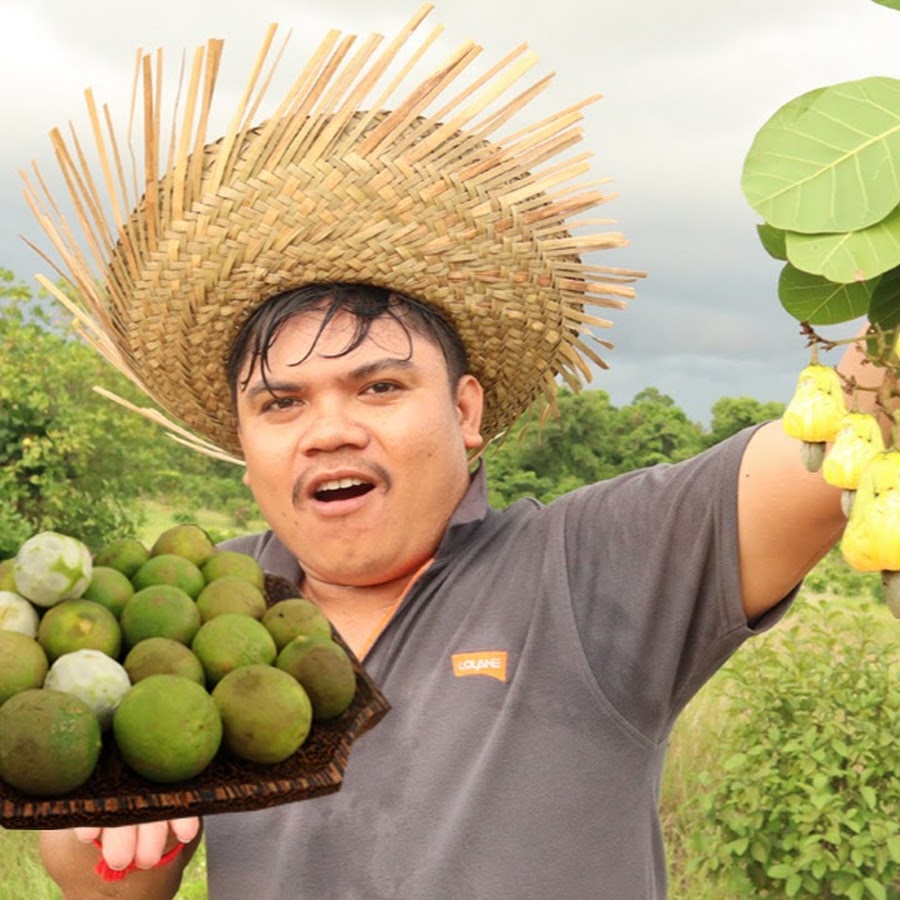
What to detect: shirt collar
<box><xmin>433</xmin><ymin>461</ymin><xmax>490</xmax><ymax>560</ymax></box>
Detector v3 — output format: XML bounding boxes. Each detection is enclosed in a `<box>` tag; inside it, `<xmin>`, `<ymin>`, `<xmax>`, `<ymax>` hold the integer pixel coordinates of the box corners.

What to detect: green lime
<box><xmin>113</xmin><ymin>674</ymin><xmax>222</xmax><ymax>783</ymax></box>
<box><xmin>0</xmin><ymin>632</ymin><xmax>49</xmax><ymax>705</ymax></box>
<box><xmin>191</xmin><ymin>614</ymin><xmax>277</xmax><ymax>686</ymax></box>
<box><xmin>262</xmin><ymin>597</ymin><xmax>332</xmax><ymax>650</ymax></box>
<box><xmin>37</xmin><ymin>599</ymin><xmax>122</xmax><ymax>663</ymax></box>
<box><xmin>93</xmin><ymin>538</ymin><xmax>149</xmax><ymax>579</ymax></box>
<box><xmin>195</xmin><ymin>576</ymin><xmax>267</xmax><ymax>622</ymax></box>
<box><xmin>119</xmin><ymin>585</ymin><xmax>202</xmax><ymax>650</ymax></box>
<box><xmin>0</xmin><ymin>689</ymin><xmax>101</xmax><ymax>796</ymax></box>
<box><xmin>276</xmin><ymin>635</ymin><xmax>356</xmax><ymax>721</ymax></box>
<box><xmin>150</xmin><ymin>524</ymin><xmax>217</xmax><ymax>568</ymax></box>
<box><xmin>0</xmin><ymin>559</ymin><xmax>17</xmax><ymax>592</ymax></box>
<box><xmin>212</xmin><ymin>665</ymin><xmax>312</xmax><ymax>764</ymax></box>
<box><xmin>132</xmin><ymin>554</ymin><xmax>206</xmax><ymax>599</ymax></box>
<box><xmin>201</xmin><ymin>552</ymin><xmax>265</xmax><ymax>591</ymax></box>
<box><xmin>123</xmin><ymin>637</ymin><xmax>206</xmax><ymax>686</ymax></box>
<box><xmin>81</xmin><ymin>566</ymin><xmax>134</xmax><ymax>618</ymax></box>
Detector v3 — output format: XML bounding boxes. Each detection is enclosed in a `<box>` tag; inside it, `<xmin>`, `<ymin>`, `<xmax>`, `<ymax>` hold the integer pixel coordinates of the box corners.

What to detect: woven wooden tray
<box><xmin>0</xmin><ymin>574</ymin><xmax>390</xmax><ymax>829</ymax></box>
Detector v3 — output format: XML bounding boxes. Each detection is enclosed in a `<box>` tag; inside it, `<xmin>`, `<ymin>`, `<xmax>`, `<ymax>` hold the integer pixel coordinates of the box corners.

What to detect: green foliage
<box><xmin>743</xmin><ymin>78</ymin><xmax>900</xmax><ymax>235</ymax></box>
<box><xmin>801</xmin><ymin>548</ymin><xmax>882</xmax><ymax>603</ymax></box>
<box><xmin>683</xmin><ymin>597</ymin><xmax>899</xmax><ymax>898</ymax></box>
<box><xmin>704</xmin><ymin>396</ymin><xmax>785</xmax><ymax>448</ymax></box>
<box><xmin>778</xmin><ymin>264</ymin><xmax>878</xmax><ymax>326</ymax></box>
<box><xmin>483</xmin><ymin>387</ymin><xmax>707</xmax><ymax>506</ymax></box>
<box><xmin>741</xmin><ymin>71</ymin><xmax>900</xmax><ymax>330</ymax></box>
<box><xmin>0</xmin><ymin>270</ymin><xmax>254</xmax><ymax>557</ymax></box>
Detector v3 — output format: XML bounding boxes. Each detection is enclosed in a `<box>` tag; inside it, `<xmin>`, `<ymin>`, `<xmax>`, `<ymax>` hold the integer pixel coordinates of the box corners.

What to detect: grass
<box><xmin>0</xmin><ymin>831</ymin><xmax>207</xmax><ymax>900</ymax></box>
<box><xmin>137</xmin><ymin>500</ymin><xmax>266</xmax><ymax>548</ymax></box>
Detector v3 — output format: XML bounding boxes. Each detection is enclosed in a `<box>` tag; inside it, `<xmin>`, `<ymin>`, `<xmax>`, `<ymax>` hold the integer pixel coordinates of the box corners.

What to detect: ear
<box><xmin>237</xmin><ymin>424</ymin><xmax>252</xmax><ymax>487</ymax></box>
<box><xmin>455</xmin><ymin>374</ymin><xmax>484</xmax><ymax>451</ymax></box>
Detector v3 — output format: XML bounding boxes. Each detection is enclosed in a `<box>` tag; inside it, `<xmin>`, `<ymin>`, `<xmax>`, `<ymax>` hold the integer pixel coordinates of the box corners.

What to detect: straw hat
<box><xmin>23</xmin><ymin>4</ymin><xmax>640</xmax><ymax>460</ymax></box>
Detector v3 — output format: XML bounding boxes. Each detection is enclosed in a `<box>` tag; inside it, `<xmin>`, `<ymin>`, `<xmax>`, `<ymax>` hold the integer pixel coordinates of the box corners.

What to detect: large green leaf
<box><xmin>785</xmin><ymin>204</ymin><xmax>900</xmax><ymax>282</ymax></box>
<box><xmin>778</xmin><ymin>263</ymin><xmax>876</xmax><ymax>323</ymax></box>
<box><xmin>742</xmin><ymin>77</ymin><xmax>900</xmax><ymax>233</ymax></box>
<box><xmin>871</xmin><ymin>0</ymin><xmax>900</xmax><ymax>9</ymax></box>
<box><xmin>868</xmin><ymin>265</ymin><xmax>900</xmax><ymax>328</ymax></box>
<box><xmin>756</xmin><ymin>223</ymin><xmax>788</xmax><ymax>260</ymax></box>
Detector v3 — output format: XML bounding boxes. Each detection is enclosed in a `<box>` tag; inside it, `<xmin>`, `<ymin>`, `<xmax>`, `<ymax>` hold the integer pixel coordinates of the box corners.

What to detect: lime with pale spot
<box><xmin>37</xmin><ymin>599</ymin><xmax>122</xmax><ymax>663</ymax></box>
<box><xmin>196</xmin><ymin>576</ymin><xmax>267</xmax><ymax>622</ymax></box>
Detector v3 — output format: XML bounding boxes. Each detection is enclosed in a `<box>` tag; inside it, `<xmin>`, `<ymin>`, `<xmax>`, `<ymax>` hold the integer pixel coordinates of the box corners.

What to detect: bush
<box><xmin>684</xmin><ymin>598</ymin><xmax>899</xmax><ymax>898</ymax></box>
<box><xmin>802</xmin><ymin>549</ymin><xmax>882</xmax><ymax>604</ymax></box>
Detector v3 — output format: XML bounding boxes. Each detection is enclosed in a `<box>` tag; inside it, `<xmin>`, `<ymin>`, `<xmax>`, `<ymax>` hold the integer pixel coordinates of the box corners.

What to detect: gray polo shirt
<box><xmin>205</xmin><ymin>426</ymin><xmax>785</xmax><ymax>899</ymax></box>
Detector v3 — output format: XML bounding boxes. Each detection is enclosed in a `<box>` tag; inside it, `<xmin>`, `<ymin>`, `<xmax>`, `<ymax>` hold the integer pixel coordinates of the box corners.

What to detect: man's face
<box><xmin>236</xmin><ymin>308</ymin><xmax>484</xmax><ymax>590</ymax></box>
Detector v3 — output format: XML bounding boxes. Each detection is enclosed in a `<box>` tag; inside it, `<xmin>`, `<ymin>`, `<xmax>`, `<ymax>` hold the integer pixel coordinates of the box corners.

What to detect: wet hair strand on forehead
<box><xmin>226</xmin><ymin>283</ymin><xmax>470</xmax><ymax>403</ymax></box>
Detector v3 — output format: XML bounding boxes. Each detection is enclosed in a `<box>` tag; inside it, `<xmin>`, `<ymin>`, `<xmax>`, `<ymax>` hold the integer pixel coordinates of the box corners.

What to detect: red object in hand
<box><xmin>91</xmin><ymin>838</ymin><xmax>184</xmax><ymax>882</ymax></box>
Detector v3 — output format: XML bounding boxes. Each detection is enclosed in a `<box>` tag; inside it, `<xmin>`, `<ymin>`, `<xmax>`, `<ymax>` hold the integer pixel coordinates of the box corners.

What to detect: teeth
<box><xmin>318</xmin><ymin>477</ymin><xmax>366</xmax><ymax>492</ymax></box>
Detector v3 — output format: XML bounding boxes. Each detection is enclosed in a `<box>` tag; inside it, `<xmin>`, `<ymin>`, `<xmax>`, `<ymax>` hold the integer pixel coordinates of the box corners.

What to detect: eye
<box><xmin>261</xmin><ymin>395</ymin><xmax>301</xmax><ymax>413</ymax></box>
<box><xmin>364</xmin><ymin>381</ymin><xmax>400</xmax><ymax>396</ymax></box>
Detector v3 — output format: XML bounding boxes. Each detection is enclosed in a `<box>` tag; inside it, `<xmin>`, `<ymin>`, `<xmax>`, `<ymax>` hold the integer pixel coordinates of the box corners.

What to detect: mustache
<box><xmin>291</xmin><ymin>459</ymin><xmax>392</xmax><ymax>508</ymax></box>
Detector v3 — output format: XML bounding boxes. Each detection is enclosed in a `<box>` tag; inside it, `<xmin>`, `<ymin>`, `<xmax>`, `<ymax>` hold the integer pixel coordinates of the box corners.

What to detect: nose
<box><xmin>296</xmin><ymin>398</ymin><xmax>369</xmax><ymax>455</ymax></box>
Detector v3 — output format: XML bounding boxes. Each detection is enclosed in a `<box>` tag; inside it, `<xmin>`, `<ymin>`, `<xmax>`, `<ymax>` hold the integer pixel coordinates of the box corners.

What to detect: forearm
<box><xmin>39</xmin><ymin>828</ymin><xmax>198</xmax><ymax>900</ymax></box>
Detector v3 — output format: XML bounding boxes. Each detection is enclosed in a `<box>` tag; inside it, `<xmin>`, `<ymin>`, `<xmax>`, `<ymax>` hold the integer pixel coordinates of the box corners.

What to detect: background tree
<box><xmin>0</xmin><ymin>270</ymin><xmax>253</xmax><ymax>557</ymax></box>
<box><xmin>485</xmin><ymin>387</ymin><xmax>708</xmax><ymax>507</ymax></box>
<box><xmin>703</xmin><ymin>395</ymin><xmax>785</xmax><ymax>448</ymax></box>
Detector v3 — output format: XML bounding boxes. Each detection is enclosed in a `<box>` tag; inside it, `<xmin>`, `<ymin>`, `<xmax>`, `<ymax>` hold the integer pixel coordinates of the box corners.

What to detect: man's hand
<box><xmin>40</xmin><ymin>818</ymin><xmax>201</xmax><ymax>899</ymax></box>
<box><xmin>73</xmin><ymin>818</ymin><xmax>201</xmax><ymax>871</ymax></box>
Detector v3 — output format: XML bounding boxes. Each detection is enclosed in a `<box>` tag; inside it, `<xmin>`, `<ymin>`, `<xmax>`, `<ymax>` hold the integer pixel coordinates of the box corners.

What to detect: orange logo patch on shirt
<box><xmin>451</xmin><ymin>651</ymin><xmax>508</xmax><ymax>682</ymax></box>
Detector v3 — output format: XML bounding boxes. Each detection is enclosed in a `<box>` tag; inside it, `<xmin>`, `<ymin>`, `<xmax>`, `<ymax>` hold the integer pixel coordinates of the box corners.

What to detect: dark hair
<box><xmin>226</xmin><ymin>283</ymin><xmax>469</xmax><ymax>404</ymax></box>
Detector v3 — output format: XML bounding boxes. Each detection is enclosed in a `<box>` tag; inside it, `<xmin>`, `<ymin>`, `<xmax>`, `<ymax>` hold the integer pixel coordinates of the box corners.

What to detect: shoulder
<box><xmin>551</xmin><ymin>425</ymin><xmax>760</xmax><ymax>515</ymax></box>
<box><xmin>217</xmin><ymin>531</ymin><xmax>300</xmax><ymax>583</ymax></box>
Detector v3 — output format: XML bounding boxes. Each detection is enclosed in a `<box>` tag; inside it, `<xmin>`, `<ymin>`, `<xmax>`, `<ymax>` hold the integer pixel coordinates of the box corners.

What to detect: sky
<box><xmin>0</xmin><ymin>0</ymin><xmax>897</xmax><ymax>426</ymax></box>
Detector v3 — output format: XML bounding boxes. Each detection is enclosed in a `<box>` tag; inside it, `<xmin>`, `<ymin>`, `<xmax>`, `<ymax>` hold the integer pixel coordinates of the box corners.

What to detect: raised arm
<box><xmin>736</xmin><ymin>333</ymin><xmax>888</xmax><ymax>621</ymax></box>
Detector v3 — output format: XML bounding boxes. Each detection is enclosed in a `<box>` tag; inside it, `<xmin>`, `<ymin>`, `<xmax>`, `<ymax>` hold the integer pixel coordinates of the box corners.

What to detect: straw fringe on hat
<box><xmin>22</xmin><ymin>3</ymin><xmax>642</xmax><ymax>460</ymax></box>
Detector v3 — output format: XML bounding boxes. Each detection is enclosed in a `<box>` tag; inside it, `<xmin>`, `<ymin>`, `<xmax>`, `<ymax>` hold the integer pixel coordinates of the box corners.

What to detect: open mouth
<box><xmin>313</xmin><ymin>477</ymin><xmax>375</xmax><ymax>503</ymax></box>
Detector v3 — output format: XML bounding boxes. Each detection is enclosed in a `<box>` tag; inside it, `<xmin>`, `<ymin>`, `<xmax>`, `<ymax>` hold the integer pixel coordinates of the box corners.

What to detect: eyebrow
<box><xmin>242</xmin><ymin>357</ymin><xmax>418</xmax><ymax>402</ymax></box>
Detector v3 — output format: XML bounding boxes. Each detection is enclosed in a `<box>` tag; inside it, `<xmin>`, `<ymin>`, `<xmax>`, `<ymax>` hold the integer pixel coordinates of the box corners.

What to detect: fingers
<box><xmin>71</xmin><ymin>817</ymin><xmax>201</xmax><ymax>872</ymax></box>
<box><xmin>73</xmin><ymin>826</ymin><xmax>102</xmax><ymax>844</ymax></box>
<box><xmin>89</xmin><ymin>824</ymin><xmax>142</xmax><ymax>872</ymax></box>
<box><xmin>170</xmin><ymin>816</ymin><xmax>202</xmax><ymax>844</ymax></box>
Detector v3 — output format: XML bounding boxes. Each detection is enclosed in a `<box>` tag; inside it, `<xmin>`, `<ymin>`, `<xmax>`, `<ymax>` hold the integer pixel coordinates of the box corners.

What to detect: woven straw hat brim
<box><xmin>23</xmin><ymin>8</ymin><xmax>641</xmax><ymax>459</ymax></box>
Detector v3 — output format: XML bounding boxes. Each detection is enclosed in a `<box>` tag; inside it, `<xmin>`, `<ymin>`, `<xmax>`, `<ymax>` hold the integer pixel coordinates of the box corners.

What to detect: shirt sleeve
<box><xmin>558</xmin><ymin>425</ymin><xmax>793</xmax><ymax>743</ymax></box>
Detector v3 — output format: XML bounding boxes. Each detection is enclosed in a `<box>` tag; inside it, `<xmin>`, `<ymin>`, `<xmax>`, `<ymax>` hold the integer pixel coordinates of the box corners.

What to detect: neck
<box><xmin>300</xmin><ymin>563</ymin><xmax>431</xmax><ymax>659</ymax></box>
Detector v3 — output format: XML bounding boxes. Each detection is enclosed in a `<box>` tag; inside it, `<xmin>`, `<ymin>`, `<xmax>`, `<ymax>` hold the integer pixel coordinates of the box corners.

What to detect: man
<box><xmin>26</xmin><ymin>10</ymin><xmax>876</xmax><ymax>900</ymax></box>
